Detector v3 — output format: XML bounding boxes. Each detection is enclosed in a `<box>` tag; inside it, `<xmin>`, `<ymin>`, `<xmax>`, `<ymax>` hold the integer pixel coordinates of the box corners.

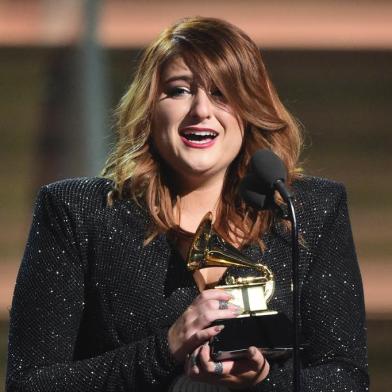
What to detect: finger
<box><xmin>198</xmin><ymin>344</ymin><xmax>229</xmax><ymax>376</ymax></box>
<box><xmin>192</xmin><ymin>289</ymin><xmax>233</xmax><ymax>306</ymax></box>
<box><xmin>186</xmin><ymin>346</ymin><xmax>202</xmax><ymax>376</ymax></box>
<box><xmin>216</xmin><ymin>299</ymin><xmax>244</xmax><ymax>313</ymax></box>
<box><xmin>198</xmin><ymin>297</ymin><xmax>241</xmax><ymax>312</ymax></box>
<box><xmin>186</xmin><ymin>324</ymin><xmax>225</xmax><ymax>349</ymax></box>
<box><xmin>198</xmin><ymin>343</ymin><xmax>214</xmax><ymax>373</ymax></box>
<box><xmin>217</xmin><ymin>299</ymin><xmax>230</xmax><ymax>310</ymax></box>
<box><xmin>247</xmin><ymin>346</ymin><xmax>263</xmax><ymax>364</ymax></box>
<box><xmin>190</xmin><ymin>307</ymin><xmax>242</xmax><ymax>331</ymax></box>
<box><xmin>185</xmin><ymin>296</ymin><xmax>239</xmax><ymax>330</ymax></box>
<box><xmin>187</xmin><ymin>299</ymin><xmax>241</xmax><ymax>322</ymax></box>
<box><xmin>247</xmin><ymin>346</ymin><xmax>270</xmax><ymax>383</ymax></box>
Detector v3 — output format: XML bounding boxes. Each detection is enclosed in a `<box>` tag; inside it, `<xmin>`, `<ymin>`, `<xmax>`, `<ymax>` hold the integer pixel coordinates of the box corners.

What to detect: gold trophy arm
<box><xmin>186</xmin><ymin>212</ymin><xmax>275</xmax><ymax>283</ymax></box>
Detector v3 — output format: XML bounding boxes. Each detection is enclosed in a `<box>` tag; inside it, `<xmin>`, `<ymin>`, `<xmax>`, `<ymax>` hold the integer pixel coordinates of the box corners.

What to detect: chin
<box><xmin>183</xmin><ymin>160</ymin><xmax>216</xmax><ymax>174</ymax></box>
<box><xmin>183</xmin><ymin>165</ymin><xmax>226</xmax><ymax>182</ymax></box>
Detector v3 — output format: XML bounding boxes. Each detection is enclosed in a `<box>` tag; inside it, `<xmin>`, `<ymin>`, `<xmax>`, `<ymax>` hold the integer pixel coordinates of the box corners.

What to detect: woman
<box><xmin>6</xmin><ymin>17</ymin><xmax>368</xmax><ymax>391</ymax></box>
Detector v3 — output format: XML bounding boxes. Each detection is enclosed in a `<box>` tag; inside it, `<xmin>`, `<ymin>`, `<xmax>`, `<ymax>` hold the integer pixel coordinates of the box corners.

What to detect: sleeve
<box><xmin>6</xmin><ymin>185</ymin><xmax>180</xmax><ymax>392</ymax></box>
<box><xmin>253</xmin><ymin>185</ymin><xmax>369</xmax><ymax>392</ymax></box>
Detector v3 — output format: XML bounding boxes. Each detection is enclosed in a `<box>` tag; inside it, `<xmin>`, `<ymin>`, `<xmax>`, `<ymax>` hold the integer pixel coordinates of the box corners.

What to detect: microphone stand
<box><xmin>275</xmin><ymin>181</ymin><xmax>301</xmax><ymax>392</ymax></box>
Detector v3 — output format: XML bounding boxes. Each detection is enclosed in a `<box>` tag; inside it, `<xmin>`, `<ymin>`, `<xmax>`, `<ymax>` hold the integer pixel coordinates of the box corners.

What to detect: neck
<box><xmin>174</xmin><ymin>173</ymin><xmax>225</xmax><ymax>232</ymax></box>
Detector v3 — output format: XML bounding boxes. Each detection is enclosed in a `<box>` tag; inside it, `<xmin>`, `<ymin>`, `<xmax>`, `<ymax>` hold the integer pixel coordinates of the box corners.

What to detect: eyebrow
<box><xmin>163</xmin><ymin>75</ymin><xmax>194</xmax><ymax>84</ymax></box>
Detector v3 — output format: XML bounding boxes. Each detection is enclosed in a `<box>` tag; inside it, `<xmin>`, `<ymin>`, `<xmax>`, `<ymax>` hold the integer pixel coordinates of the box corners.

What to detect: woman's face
<box><xmin>151</xmin><ymin>56</ymin><xmax>244</xmax><ymax>187</ymax></box>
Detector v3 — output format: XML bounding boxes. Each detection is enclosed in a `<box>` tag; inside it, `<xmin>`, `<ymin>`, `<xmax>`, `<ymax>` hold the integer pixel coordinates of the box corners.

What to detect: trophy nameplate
<box><xmin>216</xmin><ymin>277</ymin><xmax>277</xmax><ymax>317</ymax></box>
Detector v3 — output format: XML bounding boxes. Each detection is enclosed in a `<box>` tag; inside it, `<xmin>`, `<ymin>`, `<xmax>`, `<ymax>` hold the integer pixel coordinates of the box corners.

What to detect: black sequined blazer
<box><xmin>6</xmin><ymin>176</ymin><xmax>369</xmax><ymax>391</ymax></box>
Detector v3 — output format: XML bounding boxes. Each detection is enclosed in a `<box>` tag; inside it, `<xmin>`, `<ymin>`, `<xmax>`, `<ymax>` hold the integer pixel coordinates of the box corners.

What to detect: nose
<box><xmin>189</xmin><ymin>88</ymin><xmax>213</xmax><ymax>120</ymax></box>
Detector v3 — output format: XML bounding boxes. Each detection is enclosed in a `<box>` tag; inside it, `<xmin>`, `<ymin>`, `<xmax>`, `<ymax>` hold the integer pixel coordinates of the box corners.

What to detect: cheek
<box><xmin>225</xmin><ymin>117</ymin><xmax>244</xmax><ymax>148</ymax></box>
<box><xmin>151</xmin><ymin>129</ymin><xmax>172</xmax><ymax>157</ymax></box>
<box><xmin>229</xmin><ymin>134</ymin><xmax>244</xmax><ymax>160</ymax></box>
<box><xmin>151</xmin><ymin>110</ymin><xmax>174</xmax><ymax>147</ymax></box>
<box><xmin>223</xmin><ymin>126</ymin><xmax>244</xmax><ymax>163</ymax></box>
<box><xmin>152</xmin><ymin>110</ymin><xmax>170</xmax><ymax>134</ymax></box>
<box><xmin>153</xmin><ymin>101</ymin><xmax>186</xmax><ymax>127</ymax></box>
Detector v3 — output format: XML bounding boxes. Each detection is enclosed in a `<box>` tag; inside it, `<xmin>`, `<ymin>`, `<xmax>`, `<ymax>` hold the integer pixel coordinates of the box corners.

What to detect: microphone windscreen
<box><xmin>251</xmin><ymin>149</ymin><xmax>287</xmax><ymax>190</ymax></box>
<box><xmin>239</xmin><ymin>174</ymin><xmax>269</xmax><ymax>210</ymax></box>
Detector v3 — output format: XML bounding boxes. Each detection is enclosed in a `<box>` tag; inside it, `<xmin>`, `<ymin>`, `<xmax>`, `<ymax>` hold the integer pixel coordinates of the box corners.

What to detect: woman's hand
<box><xmin>186</xmin><ymin>344</ymin><xmax>269</xmax><ymax>389</ymax></box>
<box><xmin>168</xmin><ymin>289</ymin><xmax>241</xmax><ymax>362</ymax></box>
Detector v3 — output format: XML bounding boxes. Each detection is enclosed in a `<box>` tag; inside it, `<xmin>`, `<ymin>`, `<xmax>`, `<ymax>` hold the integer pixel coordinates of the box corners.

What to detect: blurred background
<box><xmin>0</xmin><ymin>0</ymin><xmax>391</xmax><ymax>390</ymax></box>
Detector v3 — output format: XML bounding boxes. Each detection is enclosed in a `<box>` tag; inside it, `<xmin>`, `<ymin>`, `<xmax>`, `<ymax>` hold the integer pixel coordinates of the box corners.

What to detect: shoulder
<box><xmin>290</xmin><ymin>175</ymin><xmax>350</xmax><ymax>238</ymax></box>
<box><xmin>38</xmin><ymin>177</ymin><xmax>149</xmax><ymax>228</ymax></box>
<box><xmin>38</xmin><ymin>177</ymin><xmax>114</xmax><ymax>213</ymax></box>
<box><xmin>292</xmin><ymin>175</ymin><xmax>347</xmax><ymax>212</ymax></box>
<box><xmin>292</xmin><ymin>175</ymin><xmax>346</xmax><ymax>199</ymax></box>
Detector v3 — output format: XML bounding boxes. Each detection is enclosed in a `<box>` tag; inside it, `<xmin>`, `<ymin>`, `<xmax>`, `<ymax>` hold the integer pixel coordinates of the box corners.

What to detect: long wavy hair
<box><xmin>102</xmin><ymin>16</ymin><xmax>303</xmax><ymax>248</ymax></box>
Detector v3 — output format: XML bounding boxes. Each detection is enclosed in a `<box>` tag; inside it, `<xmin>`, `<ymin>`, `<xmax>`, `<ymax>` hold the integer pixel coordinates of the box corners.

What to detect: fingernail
<box><xmin>233</xmin><ymin>307</ymin><xmax>244</xmax><ymax>315</ymax></box>
<box><xmin>248</xmin><ymin>347</ymin><xmax>257</xmax><ymax>357</ymax></box>
<box><xmin>224</xmin><ymin>290</ymin><xmax>234</xmax><ymax>299</ymax></box>
<box><xmin>215</xmin><ymin>324</ymin><xmax>225</xmax><ymax>332</ymax></box>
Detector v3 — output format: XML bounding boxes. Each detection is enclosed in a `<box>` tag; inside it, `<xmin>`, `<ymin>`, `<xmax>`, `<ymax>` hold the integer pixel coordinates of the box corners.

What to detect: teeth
<box><xmin>186</xmin><ymin>139</ymin><xmax>212</xmax><ymax>144</ymax></box>
<box><xmin>182</xmin><ymin>131</ymin><xmax>217</xmax><ymax>137</ymax></box>
<box><xmin>180</xmin><ymin>129</ymin><xmax>218</xmax><ymax>144</ymax></box>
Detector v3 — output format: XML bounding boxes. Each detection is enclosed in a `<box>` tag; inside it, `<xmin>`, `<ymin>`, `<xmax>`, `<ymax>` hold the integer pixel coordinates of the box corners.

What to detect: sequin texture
<box><xmin>6</xmin><ymin>176</ymin><xmax>369</xmax><ymax>391</ymax></box>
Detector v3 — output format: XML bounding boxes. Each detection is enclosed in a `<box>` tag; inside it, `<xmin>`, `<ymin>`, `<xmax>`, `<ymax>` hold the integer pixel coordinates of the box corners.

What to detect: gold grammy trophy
<box><xmin>187</xmin><ymin>212</ymin><xmax>293</xmax><ymax>360</ymax></box>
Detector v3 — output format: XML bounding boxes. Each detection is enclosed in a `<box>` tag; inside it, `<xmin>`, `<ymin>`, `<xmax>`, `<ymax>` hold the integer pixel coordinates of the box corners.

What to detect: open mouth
<box><xmin>179</xmin><ymin>129</ymin><xmax>218</xmax><ymax>144</ymax></box>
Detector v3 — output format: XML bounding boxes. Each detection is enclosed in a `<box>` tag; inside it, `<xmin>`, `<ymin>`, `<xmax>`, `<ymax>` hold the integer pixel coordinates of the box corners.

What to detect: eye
<box><xmin>210</xmin><ymin>88</ymin><xmax>223</xmax><ymax>97</ymax></box>
<box><xmin>210</xmin><ymin>88</ymin><xmax>227</xmax><ymax>103</ymax></box>
<box><xmin>166</xmin><ymin>86</ymin><xmax>192</xmax><ymax>97</ymax></box>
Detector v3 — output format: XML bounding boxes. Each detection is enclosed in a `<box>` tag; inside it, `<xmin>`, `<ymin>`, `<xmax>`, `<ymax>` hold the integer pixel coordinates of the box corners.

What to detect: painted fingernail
<box><xmin>233</xmin><ymin>307</ymin><xmax>244</xmax><ymax>315</ymax></box>
<box><xmin>215</xmin><ymin>324</ymin><xmax>225</xmax><ymax>332</ymax></box>
<box><xmin>249</xmin><ymin>347</ymin><xmax>257</xmax><ymax>356</ymax></box>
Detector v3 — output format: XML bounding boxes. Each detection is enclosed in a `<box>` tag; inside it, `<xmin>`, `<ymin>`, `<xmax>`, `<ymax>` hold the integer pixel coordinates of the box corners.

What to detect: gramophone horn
<box><xmin>186</xmin><ymin>212</ymin><xmax>275</xmax><ymax>303</ymax></box>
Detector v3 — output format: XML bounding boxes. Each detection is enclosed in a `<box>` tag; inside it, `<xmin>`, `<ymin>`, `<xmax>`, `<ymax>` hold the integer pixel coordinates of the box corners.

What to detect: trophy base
<box><xmin>210</xmin><ymin>312</ymin><xmax>296</xmax><ymax>361</ymax></box>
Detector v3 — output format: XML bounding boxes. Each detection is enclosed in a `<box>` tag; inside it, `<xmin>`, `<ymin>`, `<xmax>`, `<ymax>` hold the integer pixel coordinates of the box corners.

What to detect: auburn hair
<box><xmin>102</xmin><ymin>16</ymin><xmax>303</xmax><ymax>248</ymax></box>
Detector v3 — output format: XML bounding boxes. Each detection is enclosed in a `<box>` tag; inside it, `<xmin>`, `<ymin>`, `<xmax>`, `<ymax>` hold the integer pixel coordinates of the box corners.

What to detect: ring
<box><xmin>213</xmin><ymin>361</ymin><xmax>224</xmax><ymax>375</ymax></box>
<box><xmin>218</xmin><ymin>300</ymin><xmax>229</xmax><ymax>310</ymax></box>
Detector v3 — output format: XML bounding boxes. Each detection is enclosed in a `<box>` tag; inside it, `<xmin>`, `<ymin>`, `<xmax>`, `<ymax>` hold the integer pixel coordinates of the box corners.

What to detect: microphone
<box><xmin>239</xmin><ymin>173</ymin><xmax>289</xmax><ymax>218</ymax></box>
<box><xmin>239</xmin><ymin>174</ymin><xmax>268</xmax><ymax>210</ymax></box>
<box><xmin>242</xmin><ymin>149</ymin><xmax>301</xmax><ymax>392</ymax></box>
<box><xmin>250</xmin><ymin>149</ymin><xmax>292</xmax><ymax>202</ymax></box>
